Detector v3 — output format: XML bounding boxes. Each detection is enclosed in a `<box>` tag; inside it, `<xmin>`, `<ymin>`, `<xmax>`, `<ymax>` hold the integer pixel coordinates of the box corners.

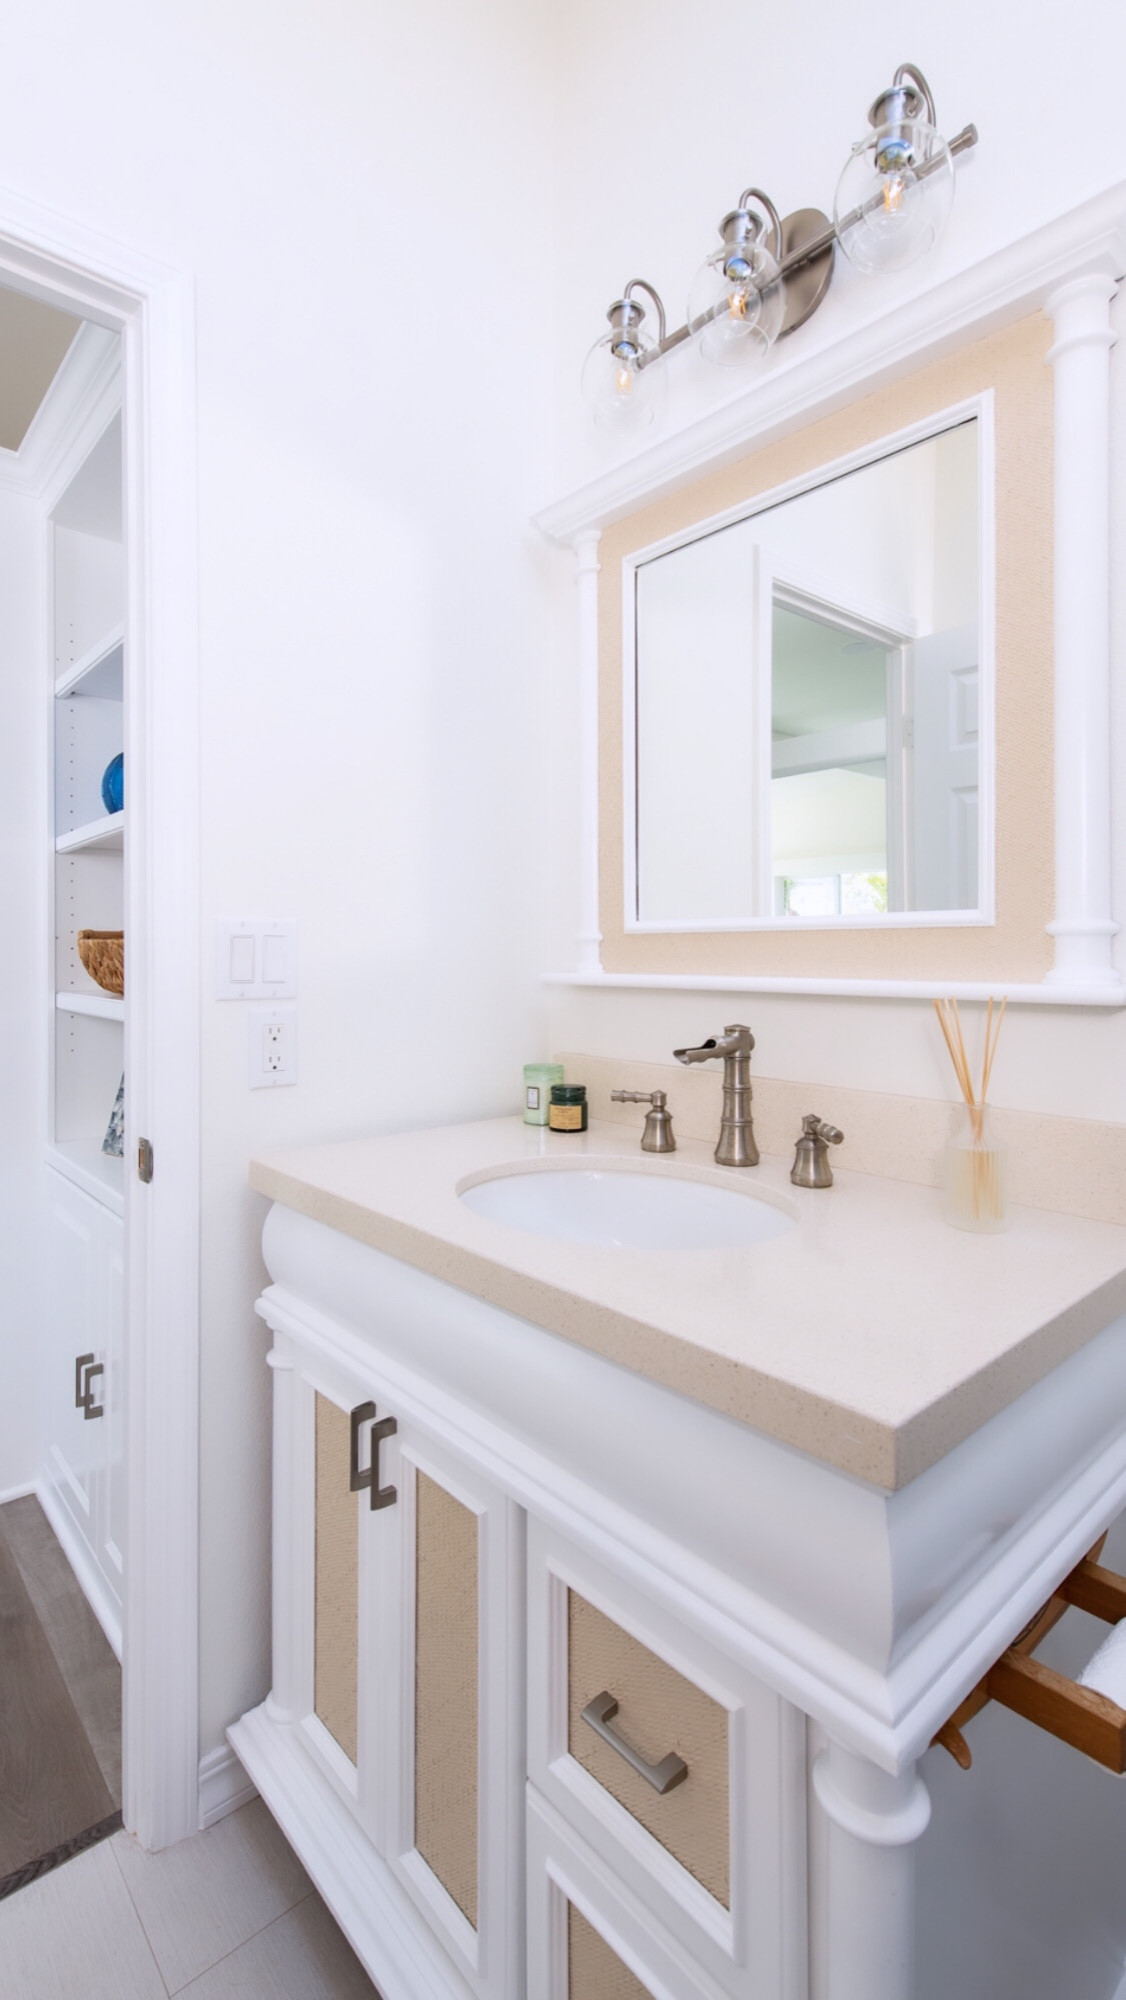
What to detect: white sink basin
<box><xmin>458</xmin><ymin>1168</ymin><xmax>795</xmax><ymax>1252</ymax></box>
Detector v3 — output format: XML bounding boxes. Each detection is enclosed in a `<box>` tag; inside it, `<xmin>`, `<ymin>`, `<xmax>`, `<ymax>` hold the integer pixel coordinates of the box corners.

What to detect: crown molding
<box><xmin>0</xmin><ymin>320</ymin><xmax>119</xmax><ymax>503</ymax></box>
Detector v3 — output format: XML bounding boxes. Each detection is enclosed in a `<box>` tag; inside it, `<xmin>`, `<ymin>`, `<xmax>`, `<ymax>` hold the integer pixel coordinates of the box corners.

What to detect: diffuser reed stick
<box><xmin>933</xmin><ymin>996</ymin><xmax>1007</xmax><ymax>1229</ymax></box>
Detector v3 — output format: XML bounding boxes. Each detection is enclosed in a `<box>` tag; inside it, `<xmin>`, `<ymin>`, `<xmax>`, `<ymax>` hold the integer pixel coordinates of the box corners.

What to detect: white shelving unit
<box><xmin>43</xmin><ymin>387</ymin><xmax>127</xmax><ymax>1654</ymax></box>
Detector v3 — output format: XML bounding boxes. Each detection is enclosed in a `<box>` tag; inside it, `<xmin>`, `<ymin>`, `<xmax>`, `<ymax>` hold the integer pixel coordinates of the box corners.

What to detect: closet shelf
<box><xmin>56</xmin><ymin>991</ymin><xmax>124</xmax><ymax>1023</ymax></box>
<box><xmin>54</xmin><ymin>624</ymin><xmax>124</xmax><ymax>701</ymax></box>
<box><xmin>55</xmin><ymin>810</ymin><xmax>124</xmax><ymax>854</ymax></box>
<box><xmin>47</xmin><ymin>1138</ymin><xmax>124</xmax><ymax>1218</ymax></box>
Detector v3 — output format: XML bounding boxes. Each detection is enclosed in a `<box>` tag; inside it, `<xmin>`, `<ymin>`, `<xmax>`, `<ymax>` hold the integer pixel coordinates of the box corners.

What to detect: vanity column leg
<box><xmin>812</xmin><ymin>1740</ymin><xmax>931</xmax><ymax>2000</ymax></box>
<box><xmin>264</xmin><ymin>1337</ymin><xmax>301</xmax><ymax>1724</ymax></box>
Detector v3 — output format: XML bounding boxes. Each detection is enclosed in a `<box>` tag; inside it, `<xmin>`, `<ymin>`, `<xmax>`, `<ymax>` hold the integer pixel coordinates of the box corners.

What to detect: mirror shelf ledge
<box><xmin>541</xmin><ymin>971</ymin><xmax>1126</xmax><ymax>1008</ymax></box>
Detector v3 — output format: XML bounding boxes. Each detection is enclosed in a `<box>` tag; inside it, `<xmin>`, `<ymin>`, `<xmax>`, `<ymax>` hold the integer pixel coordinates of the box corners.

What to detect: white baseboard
<box><xmin>230</xmin><ymin>1703</ymin><xmax>473</xmax><ymax>1999</ymax></box>
<box><xmin>198</xmin><ymin>1743</ymin><xmax>257</xmax><ymax>1829</ymax></box>
<box><xmin>35</xmin><ymin>1479</ymin><xmax>122</xmax><ymax>1660</ymax></box>
<box><xmin>0</xmin><ymin>1481</ymin><xmax>37</xmax><ymax>1508</ymax></box>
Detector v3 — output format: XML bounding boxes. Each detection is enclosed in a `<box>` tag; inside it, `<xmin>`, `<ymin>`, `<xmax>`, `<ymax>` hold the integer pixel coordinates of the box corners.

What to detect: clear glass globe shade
<box><xmin>580</xmin><ymin>327</ymin><xmax>661</xmax><ymax>432</ymax></box>
<box><xmin>687</xmin><ymin>244</ymin><xmax>784</xmax><ymax>368</ymax></box>
<box><xmin>834</xmin><ymin>121</ymin><xmax>954</xmax><ymax>274</ymax></box>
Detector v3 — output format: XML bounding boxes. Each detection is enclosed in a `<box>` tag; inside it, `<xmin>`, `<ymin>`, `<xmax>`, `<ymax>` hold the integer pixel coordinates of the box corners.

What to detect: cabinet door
<box><xmin>369</xmin><ymin>1419</ymin><xmax>524</xmax><ymax>2000</ymax></box>
<box><xmin>271</xmin><ymin>1348</ymin><xmax>375</xmax><ymax>1816</ymax></box>
<box><xmin>46</xmin><ymin>1170</ymin><xmax>103</xmax><ymax>1542</ymax></box>
<box><xmin>43</xmin><ymin>1171</ymin><xmax>124</xmax><ymax>1642</ymax></box>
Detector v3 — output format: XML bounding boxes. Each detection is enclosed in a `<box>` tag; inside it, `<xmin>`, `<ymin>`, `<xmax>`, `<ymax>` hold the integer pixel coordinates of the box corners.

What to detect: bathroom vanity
<box><xmin>233</xmin><ymin>1116</ymin><xmax>1126</xmax><ymax>2000</ymax></box>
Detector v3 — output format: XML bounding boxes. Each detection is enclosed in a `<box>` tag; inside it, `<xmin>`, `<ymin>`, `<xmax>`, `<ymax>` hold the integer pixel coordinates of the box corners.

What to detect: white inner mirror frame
<box><xmin>625</xmin><ymin>402</ymin><xmax>993</xmax><ymax>933</ymax></box>
<box><xmin>535</xmin><ymin>188</ymin><xmax>1126</xmax><ymax>1005</ymax></box>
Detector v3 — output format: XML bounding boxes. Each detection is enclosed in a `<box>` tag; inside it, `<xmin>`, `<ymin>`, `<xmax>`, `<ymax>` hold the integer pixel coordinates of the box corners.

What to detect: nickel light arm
<box><xmin>582</xmin><ymin>63</ymin><xmax>977</xmax><ymax>428</ymax></box>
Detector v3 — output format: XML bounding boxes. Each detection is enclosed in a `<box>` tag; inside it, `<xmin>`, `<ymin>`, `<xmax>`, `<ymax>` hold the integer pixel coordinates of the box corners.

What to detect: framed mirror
<box><xmin>537</xmin><ymin>256</ymin><xmax>1123</xmax><ymax>1003</ymax></box>
<box><xmin>627</xmin><ymin>411</ymin><xmax>988</xmax><ymax>931</ymax></box>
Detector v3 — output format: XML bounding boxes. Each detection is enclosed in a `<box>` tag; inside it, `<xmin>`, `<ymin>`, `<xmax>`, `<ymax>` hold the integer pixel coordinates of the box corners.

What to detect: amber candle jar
<box><xmin>548</xmin><ymin>1083</ymin><xmax>588</xmax><ymax>1132</ymax></box>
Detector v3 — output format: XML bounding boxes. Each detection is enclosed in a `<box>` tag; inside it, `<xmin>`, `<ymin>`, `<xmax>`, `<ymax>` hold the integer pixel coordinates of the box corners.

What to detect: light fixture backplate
<box><xmin>777</xmin><ymin>208</ymin><xmax>835</xmax><ymax>338</ymax></box>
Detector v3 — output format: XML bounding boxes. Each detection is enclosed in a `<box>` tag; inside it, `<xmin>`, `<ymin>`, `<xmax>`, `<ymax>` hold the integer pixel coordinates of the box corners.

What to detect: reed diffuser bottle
<box><xmin>934</xmin><ymin>997</ymin><xmax>1008</xmax><ymax>1233</ymax></box>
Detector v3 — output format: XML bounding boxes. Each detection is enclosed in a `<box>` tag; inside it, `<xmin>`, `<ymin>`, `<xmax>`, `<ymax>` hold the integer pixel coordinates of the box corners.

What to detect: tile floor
<box><xmin>0</xmin><ymin>1797</ymin><xmax>381</xmax><ymax>1999</ymax></box>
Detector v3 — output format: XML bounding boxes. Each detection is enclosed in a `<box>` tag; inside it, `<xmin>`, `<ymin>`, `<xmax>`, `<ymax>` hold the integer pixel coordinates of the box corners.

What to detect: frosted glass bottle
<box><xmin>942</xmin><ymin>1105</ymin><xmax>1007</xmax><ymax>1232</ymax></box>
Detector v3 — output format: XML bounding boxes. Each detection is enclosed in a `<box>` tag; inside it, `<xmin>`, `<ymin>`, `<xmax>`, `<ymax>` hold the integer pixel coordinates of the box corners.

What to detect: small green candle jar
<box><xmin>523</xmin><ymin>1062</ymin><xmax>564</xmax><ymax>1127</ymax></box>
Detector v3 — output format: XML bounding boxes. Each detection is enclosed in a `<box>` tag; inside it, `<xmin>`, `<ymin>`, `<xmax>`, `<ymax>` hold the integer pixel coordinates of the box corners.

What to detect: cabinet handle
<box><xmin>75</xmin><ymin>1354</ymin><xmax>104</xmax><ymax>1421</ymax></box>
<box><xmin>580</xmin><ymin>1691</ymin><xmax>688</xmax><ymax>1794</ymax></box>
<box><xmin>348</xmin><ymin>1400</ymin><xmax>398</xmax><ymax>1511</ymax></box>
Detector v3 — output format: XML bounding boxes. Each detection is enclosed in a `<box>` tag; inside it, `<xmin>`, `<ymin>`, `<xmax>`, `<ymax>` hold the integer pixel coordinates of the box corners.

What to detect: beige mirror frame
<box><xmin>536</xmin><ymin>185</ymin><xmax>1126</xmax><ymax>1006</ymax></box>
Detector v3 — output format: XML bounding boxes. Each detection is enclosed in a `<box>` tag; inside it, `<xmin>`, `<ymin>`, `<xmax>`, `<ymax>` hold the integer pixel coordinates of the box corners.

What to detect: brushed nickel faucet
<box><xmin>610</xmin><ymin>1088</ymin><xmax>676</xmax><ymax>1153</ymax></box>
<box><xmin>790</xmin><ymin>1113</ymin><xmax>844</xmax><ymax>1188</ymax></box>
<box><xmin>673</xmin><ymin>1024</ymin><xmax>758</xmax><ymax>1167</ymax></box>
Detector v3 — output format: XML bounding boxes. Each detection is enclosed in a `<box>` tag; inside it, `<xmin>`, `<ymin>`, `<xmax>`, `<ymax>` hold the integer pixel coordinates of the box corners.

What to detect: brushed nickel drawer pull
<box><xmin>580</xmin><ymin>1690</ymin><xmax>689</xmax><ymax>1794</ymax></box>
<box><xmin>348</xmin><ymin>1400</ymin><xmax>398</xmax><ymax>1510</ymax></box>
<box><xmin>75</xmin><ymin>1354</ymin><xmax>104</xmax><ymax>1420</ymax></box>
<box><xmin>349</xmin><ymin>1401</ymin><xmax>377</xmax><ymax>1491</ymax></box>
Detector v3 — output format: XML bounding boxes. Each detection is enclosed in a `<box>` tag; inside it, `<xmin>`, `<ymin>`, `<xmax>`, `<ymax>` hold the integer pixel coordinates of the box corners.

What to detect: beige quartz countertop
<box><xmin>250</xmin><ymin>1117</ymin><xmax>1126</xmax><ymax>1490</ymax></box>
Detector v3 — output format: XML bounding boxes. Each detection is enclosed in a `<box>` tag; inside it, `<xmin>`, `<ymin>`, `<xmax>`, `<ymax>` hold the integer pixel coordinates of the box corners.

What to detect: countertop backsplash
<box><xmin>556</xmin><ymin>1052</ymin><xmax>1126</xmax><ymax>1228</ymax></box>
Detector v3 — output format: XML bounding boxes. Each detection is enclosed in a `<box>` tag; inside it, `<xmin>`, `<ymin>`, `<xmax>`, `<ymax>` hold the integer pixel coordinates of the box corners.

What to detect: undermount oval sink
<box><xmin>458</xmin><ymin>1168</ymin><xmax>795</xmax><ymax>1252</ymax></box>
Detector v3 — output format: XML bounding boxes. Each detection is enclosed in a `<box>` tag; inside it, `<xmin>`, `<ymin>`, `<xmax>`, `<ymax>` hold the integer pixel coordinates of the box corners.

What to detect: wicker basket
<box><xmin>77</xmin><ymin>929</ymin><xmax>124</xmax><ymax>997</ymax></box>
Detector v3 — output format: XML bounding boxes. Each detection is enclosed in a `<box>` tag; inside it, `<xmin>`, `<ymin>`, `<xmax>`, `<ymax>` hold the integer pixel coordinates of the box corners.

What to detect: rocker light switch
<box><xmin>229</xmin><ymin>934</ymin><xmax>256</xmax><ymax>985</ymax></box>
<box><xmin>216</xmin><ymin>920</ymin><xmax>297</xmax><ymax>999</ymax></box>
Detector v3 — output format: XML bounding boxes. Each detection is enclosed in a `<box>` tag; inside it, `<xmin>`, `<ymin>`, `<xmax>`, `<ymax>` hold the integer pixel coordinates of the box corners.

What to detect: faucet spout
<box><xmin>672</xmin><ymin>1024</ymin><xmax>759</xmax><ymax>1168</ymax></box>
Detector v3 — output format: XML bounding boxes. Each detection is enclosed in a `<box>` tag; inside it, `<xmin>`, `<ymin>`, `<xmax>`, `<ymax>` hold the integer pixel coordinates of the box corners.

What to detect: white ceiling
<box><xmin>0</xmin><ymin>287</ymin><xmax>82</xmax><ymax>452</ymax></box>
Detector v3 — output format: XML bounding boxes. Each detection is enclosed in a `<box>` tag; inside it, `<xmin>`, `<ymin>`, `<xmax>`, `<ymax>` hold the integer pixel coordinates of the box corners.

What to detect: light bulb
<box><xmin>835</xmin><ymin>115</ymin><xmax>954</xmax><ymax>275</ymax></box>
<box><xmin>581</xmin><ymin>298</ymin><xmax>662</xmax><ymax>432</ymax></box>
<box><xmin>687</xmin><ymin>208</ymin><xmax>784</xmax><ymax>368</ymax></box>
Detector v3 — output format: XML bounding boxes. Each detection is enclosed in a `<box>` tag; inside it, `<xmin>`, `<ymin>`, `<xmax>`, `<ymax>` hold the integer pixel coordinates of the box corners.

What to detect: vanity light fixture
<box><xmin>582</xmin><ymin>62</ymin><xmax>977</xmax><ymax>427</ymax></box>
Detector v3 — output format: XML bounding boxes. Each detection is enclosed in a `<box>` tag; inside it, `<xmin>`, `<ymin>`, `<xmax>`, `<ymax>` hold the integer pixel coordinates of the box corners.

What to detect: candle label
<box><xmin>549</xmin><ymin>1104</ymin><xmax>584</xmax><ymax>1131</ymax></box>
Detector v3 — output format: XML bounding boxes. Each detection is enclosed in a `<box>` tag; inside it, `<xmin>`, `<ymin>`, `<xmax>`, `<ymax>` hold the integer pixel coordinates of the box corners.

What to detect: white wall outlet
<box><xmin>248</xmin><ymin>1006</ymin><xmax>297</xmax><ymax>1088</ymax></box>
<box><xmin>216</xmin><ymin>919</ymin><xmax>297</xmax><ymax>999</ymax></box>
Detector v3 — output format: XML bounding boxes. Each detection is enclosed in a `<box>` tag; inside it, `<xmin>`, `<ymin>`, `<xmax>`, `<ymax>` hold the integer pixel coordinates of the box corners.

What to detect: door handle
<box><xmin>348</xmin><ymin>1400</ymin><xmax>398</xmax><ymax>1510</ymax></box>
<box><xmin>75</xmin><ymin>1354</ymin><xmax>104</xmax><ymax>1421</ymax></box>
<box><xmin>580</xmin><ymin>1691</ymin><xmax>688</xmax><ymax>1794</ymax></box>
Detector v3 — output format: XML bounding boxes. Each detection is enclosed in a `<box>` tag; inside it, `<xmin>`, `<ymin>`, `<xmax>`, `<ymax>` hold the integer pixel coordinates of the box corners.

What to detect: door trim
<box><xmin>0</xmin><ymin>183</ymin><xmax>201</xmax><ymax>1848</ymax></box>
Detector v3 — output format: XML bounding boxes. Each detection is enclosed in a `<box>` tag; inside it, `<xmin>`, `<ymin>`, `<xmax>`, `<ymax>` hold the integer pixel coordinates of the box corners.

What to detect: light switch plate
<box><xmin>216</xmin><ymin>919</ymin><xmax>297</xmax><ymax>999</ymax></box>
<box><xmin>248</xmin><ymin>1005</ymin><xmax>297</xmax><ymax>1088</ymax></box>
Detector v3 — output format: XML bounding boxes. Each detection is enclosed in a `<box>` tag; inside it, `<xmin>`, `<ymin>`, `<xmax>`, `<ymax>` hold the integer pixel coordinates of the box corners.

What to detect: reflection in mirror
<box><xmin>633</xmin><ymin>418</ymin><xmax>980</xmax><ymax>926</ymax></box>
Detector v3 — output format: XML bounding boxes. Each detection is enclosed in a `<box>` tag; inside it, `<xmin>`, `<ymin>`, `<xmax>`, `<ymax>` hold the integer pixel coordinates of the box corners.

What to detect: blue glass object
<box><xmin>101</xmin><ymin>752</ymin><xmax>124</xmax><ymax>815</ymax></box>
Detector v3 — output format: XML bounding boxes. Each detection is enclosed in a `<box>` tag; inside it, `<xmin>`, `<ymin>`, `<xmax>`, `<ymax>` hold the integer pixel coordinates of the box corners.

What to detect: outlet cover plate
<box><xmin>249</xmin><ymin>1005</ymin><xmax>297</xmax><ymax>1088</ymax></box>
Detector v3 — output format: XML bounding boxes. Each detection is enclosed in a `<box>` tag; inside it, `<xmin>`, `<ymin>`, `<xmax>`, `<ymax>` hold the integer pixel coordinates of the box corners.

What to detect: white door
<box><xmin>911</xmin><ymin>623</ymin><xmax>980</xmax><ymax>910</ymax></box>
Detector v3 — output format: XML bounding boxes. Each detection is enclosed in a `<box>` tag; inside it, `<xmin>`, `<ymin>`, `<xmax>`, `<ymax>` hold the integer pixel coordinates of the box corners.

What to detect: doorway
<box><xmin>0</xmin><ymin>207</ymin><xmax>200</xmax><ymax>1852</ymax></box>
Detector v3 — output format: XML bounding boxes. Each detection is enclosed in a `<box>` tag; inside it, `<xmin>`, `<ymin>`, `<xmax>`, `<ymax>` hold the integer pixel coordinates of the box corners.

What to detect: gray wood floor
<box><xmin>0</xmin><ymin>1495</ymin><xmax>121</xmax><ymax>1889</ymax></box>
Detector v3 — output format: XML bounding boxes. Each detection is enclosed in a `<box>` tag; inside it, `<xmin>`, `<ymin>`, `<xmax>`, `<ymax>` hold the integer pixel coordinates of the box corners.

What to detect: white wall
<box><xmin>0</xmin><ymin>0</ymin><xmax>555</xmax><ymax>1754</ymax></box>
<box><xmin>0</xmin><ymin>490</ymin><xmax>46</xmax><ymax>1497</ymax></box>
<box><xmin>543</xmin><ymin>2</ymin><xmax>1126</xmax><ymax>1126</ymax></box>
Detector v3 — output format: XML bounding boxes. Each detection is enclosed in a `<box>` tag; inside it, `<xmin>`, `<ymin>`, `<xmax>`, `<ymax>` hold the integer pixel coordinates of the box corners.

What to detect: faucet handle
<box><xmin>610</xmin><ymin>1089</ymin><xmax>677</xmax><ymax>1155</ymax></box>
<box><xmin>791</xmin><ymin>1113</ymin><xmax>844</xmax><ymax>1189</ymax></box>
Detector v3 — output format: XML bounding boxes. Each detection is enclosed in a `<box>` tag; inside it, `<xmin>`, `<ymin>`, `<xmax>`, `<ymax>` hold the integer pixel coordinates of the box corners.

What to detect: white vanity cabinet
<box><xmin>235</xmin><ymin>1200</ymin><xmax>812</xmax><ymax>2000</ymax></box>
<box><xmin>236</xmin><ymin>1130</ymin><xmax>1126</xmax><ymax>2000</ymax></box>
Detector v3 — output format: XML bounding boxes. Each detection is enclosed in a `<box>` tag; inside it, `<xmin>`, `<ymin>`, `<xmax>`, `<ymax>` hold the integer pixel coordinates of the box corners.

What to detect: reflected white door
<box><xmin>911</xmin><ymin>624</ymin><xmax>979</xmax><ymax>910</ymax></box>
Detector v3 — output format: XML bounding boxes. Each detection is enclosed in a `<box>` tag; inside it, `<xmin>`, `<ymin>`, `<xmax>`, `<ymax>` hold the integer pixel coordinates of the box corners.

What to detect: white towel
<box><xmin>1078</xmin><ymin>1618</ymin><xmax>1126</xmax><ymax>1707</ymax></box>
